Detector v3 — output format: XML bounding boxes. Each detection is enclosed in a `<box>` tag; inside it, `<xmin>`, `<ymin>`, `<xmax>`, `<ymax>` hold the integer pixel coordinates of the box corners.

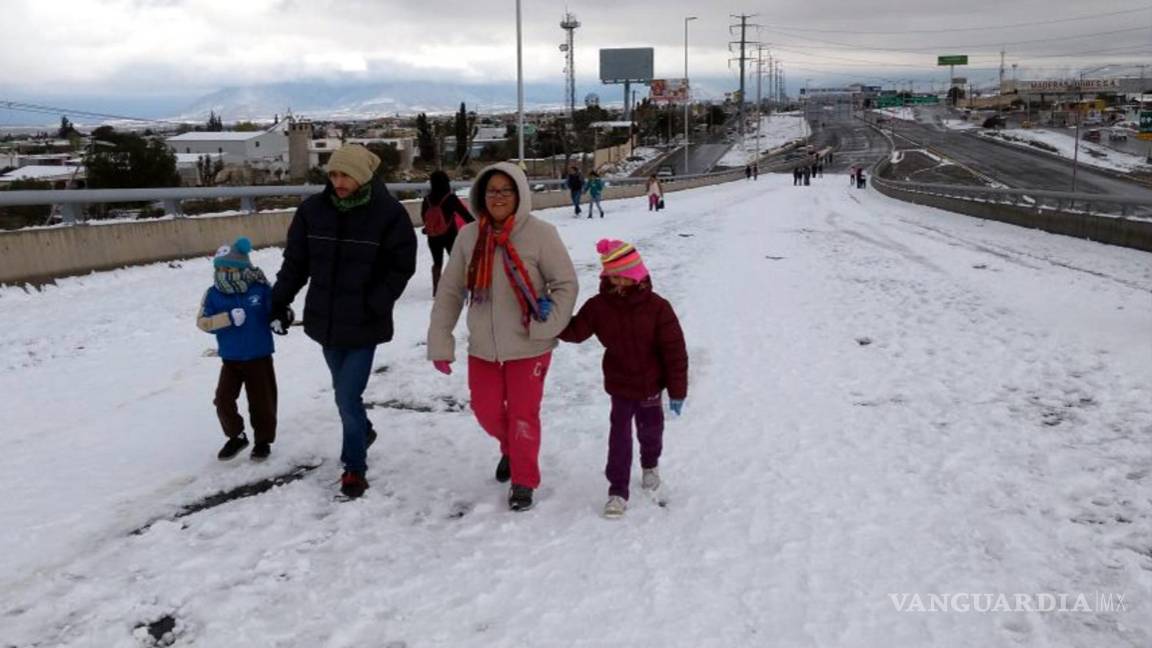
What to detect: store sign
<box><xmin>1018</xmin><ymin>79</ymin><xmax>1120</xmax><ymax>93</ymax></box>
<box><xmin>650</xmin><ymin>78</ymin><xmax>690</xmax><ymax>103</ymax></box>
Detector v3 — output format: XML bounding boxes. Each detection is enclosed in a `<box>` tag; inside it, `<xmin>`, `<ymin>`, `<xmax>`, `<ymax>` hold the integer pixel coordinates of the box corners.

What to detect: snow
<box><xmin>0</xmin><ymin>164</ymin><xmax>83</xmax><ymax>181</ymax></box>
<box><xmin>2</xmin><ymin>176</ymin><xmax>1151</xmax><ymax>647</ymax></box>
<box><xmin>875</xmin><ymin>107</ymin><xmax>917</xmax><ymax>122</ymax></box>
<box><xmin>717</xmin><ymin>113</ymin><xmax>810</xmax><ymax>167</ymax></box>
<box><xmin>599</xmin><ymin>146</ymin><xmax>663</xmax><ymax>178</ymax></box>
<box><xmin>980</xmin><ymin>128</ymin><xmax>1152</xmax><ymax>174</ymax></box>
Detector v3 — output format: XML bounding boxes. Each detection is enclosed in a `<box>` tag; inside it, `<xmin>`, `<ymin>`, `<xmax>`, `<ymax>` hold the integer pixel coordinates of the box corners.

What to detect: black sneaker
<box><xmin>508</xmin><ymin>484</ymin><xmax>534</xmax><ymax>512</ymax></box>
<box><xmin>340</xmin><ymin>471</ymin><xmax>369</xmax><ymax>499</ymax></box>
<box><xmin>494</xmin><ymin>455</ymin><xmax>511</xmax><ymax>483</ymax></box>
<box><xmin>217</xmin><ymin>433</ymin><xmax>249</xmax><ymax>460</ymax></box>
<box><xmin>366</xmin><ymin>427</ymin><xmax>377</xmax><ymax>449</ymax></box>
<box><xmin>250</xmin><ymin>442</ymin><xmax>271</xmax><ymax>461</ymax></box>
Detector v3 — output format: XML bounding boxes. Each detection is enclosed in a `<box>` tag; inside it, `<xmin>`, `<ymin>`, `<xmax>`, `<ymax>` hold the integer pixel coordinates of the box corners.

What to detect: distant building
<box><xmin>166</xmin><ymin>124</ymin><xmax>288</xmax><ymax>166</ymax></box>
<box><xmin>0</xmin><ymin>165</ymin><xmax>85</xmax><ymax>189</ymax></box>
<box><xmin>309</xmin><ymin>137</ymin><xmax>416</xmax><ymax>172</ymax></box>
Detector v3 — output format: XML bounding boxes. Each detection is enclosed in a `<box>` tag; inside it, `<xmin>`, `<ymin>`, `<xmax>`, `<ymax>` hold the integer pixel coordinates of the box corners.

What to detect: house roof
<box><xmin>168</xmin><ymin>131</ymin><xmax>266</xmax><ymax>142</ymax></box>
<box><xmin>0</xmin><ymin>165</ymin><xmax>84</xmax><ymax>181</ymax></box>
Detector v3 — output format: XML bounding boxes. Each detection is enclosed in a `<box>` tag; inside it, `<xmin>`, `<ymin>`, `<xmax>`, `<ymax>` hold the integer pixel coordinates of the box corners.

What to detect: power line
<box><xmin>0</xmin><ymin>100</ymin><xmax>191</xmax><ymax>126</ymax></box>
<box><xmin>761</xmin><ymin>6</ymin><xmax>1152</xmax><ymax>35</ymax></box>
<box><xmin>761</xmin><ymin>25</ymin><xmax>1152</xmax><ymax>55</ymax></box>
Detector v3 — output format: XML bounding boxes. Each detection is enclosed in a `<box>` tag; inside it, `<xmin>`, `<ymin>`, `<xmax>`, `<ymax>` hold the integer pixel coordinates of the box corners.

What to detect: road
<box><xmin>880</xmin><ymin>109</ymin><xmax>1152</xmax><ymax>200</ymax></box>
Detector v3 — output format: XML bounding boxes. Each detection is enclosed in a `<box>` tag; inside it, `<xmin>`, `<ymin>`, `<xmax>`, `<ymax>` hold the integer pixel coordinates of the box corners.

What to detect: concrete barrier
<box><xmin>0</xmin><ymin>172</ymin><xmax>744</xmax><ymax>286</ymax></box>
<box><xmin>872</xmin><ymin>181</ymin><xmax>1152</xmax><ymax>253</ymax></box>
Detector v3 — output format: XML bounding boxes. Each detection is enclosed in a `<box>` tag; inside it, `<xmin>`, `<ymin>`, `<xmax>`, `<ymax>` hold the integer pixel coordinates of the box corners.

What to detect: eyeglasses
<box><xmin>485</xmin><ymin>188</ymin><xmax>516</xmax><ymax>199</ymax></box>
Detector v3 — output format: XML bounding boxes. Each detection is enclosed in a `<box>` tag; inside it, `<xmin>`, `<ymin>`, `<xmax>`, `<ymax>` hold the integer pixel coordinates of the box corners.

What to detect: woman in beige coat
<box><xmin>427</xmin><ymin>162</ymin><xmax>578</xmax><ymax>511</ymax></box>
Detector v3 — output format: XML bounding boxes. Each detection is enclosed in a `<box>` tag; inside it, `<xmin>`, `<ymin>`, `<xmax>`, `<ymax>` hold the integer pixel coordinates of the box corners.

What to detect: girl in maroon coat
<box><xmin>559</xmin><ymin>239</ymin><xmax>688</xmax><ymax>518</ymax></box>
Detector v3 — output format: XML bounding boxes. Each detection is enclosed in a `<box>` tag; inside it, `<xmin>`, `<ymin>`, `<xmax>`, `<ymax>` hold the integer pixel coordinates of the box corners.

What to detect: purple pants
<box><xmin>606</xmin><ymin>394</ymin><xmax>665</xmax><ymax>499</ymax></box>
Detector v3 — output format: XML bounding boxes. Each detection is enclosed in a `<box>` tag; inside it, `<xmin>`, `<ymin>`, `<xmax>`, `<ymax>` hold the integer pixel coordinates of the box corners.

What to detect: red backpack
<box><xmin>423</xmin><ymin>195</ymin><xmax>451</xmax><ymax>237</ymax></box>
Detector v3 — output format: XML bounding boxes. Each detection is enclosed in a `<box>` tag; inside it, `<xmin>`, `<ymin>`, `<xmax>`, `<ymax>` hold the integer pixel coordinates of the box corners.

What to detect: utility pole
<box><xmin>684</xmin><ymin>16</ymin><xmax>697</xmax><ymax>175</ymax></box>
<box><xmin>755</xmin><ymin>45</ymin><xmax>766</xmax><ymax>163</ymax></box>
<box><xmin>999</xmin><ymin>48</ymin><xmax>1006</xmax><ymax>93</ymax></box>
<box><xmin>729</xmin><ymin>14</ymin><xmax>759</xmax><ymax>140</ymax></box>
<box><xmin>516</xmin><ymin>0</ymin><xmax>524</xmax><ymax>166</ymax></box>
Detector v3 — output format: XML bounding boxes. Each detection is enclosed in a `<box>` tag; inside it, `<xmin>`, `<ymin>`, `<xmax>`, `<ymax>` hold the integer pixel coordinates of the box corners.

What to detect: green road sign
<box><xmin>876</xmin><ymin>96</ymin><xmax>903</xmax><ymax>108</ymax></box>
<box><xmin>937</xmin><ymin>55</ymin><xmax>968</xmax><ymax>66</ymax></box>
<box><xmin>1140</xmin><ymin>111</ymin><xmax>1152</xmax><ymax>133</ymax></box>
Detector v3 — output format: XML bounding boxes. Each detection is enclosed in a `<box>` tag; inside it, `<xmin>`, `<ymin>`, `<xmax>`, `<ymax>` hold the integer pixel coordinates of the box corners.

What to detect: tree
<box><xmin>58</xmin><ymin>116</ymin><xmax>78</xmax><ymax>140</ymax></box>
<box><xmin>365</xmin><ymin>142</ymin><xmax>402</xmax><ymax>182</ymax></box>
<box><xmin>233</xmin><ymin>121</ymin><xmax>262</xmax><ymax>132</ymax></box>
<box><xmin>454</xmin><ymin>102</ymin><xmax>470</xmax><ymax>165</ymax></box>
<box><xmin>205</xmin><ymin>111</ymin><xmax>224</xmax><ymax>132</ymax></box>
<box><xmin>415</xmin><ymin>113</ymin><xmax>436</xmax><ymax>164</ymax></box>
<box><xmin>84</xmin><ymin>127</ymin><xmax>180</xmax><ymax>191</ymax></box>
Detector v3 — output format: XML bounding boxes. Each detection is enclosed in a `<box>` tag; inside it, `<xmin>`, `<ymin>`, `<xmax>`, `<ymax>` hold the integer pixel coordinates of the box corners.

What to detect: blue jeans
<box><xmin>322</xmin><ymin>345</ymin><xmax>376</xmax><ymax>474</ymax></box>
<box><xmin>570</xmin><ymin>190</ymin><xmax>582</xmax><ymax>212</ymax></box>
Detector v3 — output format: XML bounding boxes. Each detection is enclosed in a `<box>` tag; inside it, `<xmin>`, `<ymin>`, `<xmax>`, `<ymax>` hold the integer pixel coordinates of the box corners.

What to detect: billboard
<box><xmin>650</xmin><ymin>78</ymin><xmax>689</xmax><ymax>103</ymax></box>
<box><xmin>599</xmin><ymin>48</ymin><xmax>654</xmax><ymax>84</ymax></box>
<box><xmin>937</xmin><ymin>55</ymin><xmax>968</xmax><ymax>66</ymax></box>
<box><xmin>1017</xmin><ymin>79</ymin><xmax>1121</xmax><ymax>94</ymax></box>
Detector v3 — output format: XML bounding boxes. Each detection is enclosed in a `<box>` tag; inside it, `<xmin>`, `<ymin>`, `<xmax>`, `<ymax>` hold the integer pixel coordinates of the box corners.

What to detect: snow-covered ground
<box><xmin>717</xmin><ymin>113</ymin><xmax>809</xmax><ymax>167</ymax></box>
<box><xmin>2</xmin><ymin>175</ymin><xmax>1151</xmax><ymax>647</ymax></box>
<box><xmin>599</xmin><ymin>146</ymin><xmax>664</xmax><ymax>178</ymax></box>
<box><xmin>874</xmin><ymin>107</ymin><xmax>917</xmax><ymax>122</ymax></box>
<box><xmin>980</xmin><ymin>128</ymin><xmax>1152</xmax><ymax>174</ymax></box>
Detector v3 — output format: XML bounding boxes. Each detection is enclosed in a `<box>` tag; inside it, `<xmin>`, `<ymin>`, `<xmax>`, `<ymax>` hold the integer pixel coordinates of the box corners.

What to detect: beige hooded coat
<box><xmin>427</xmin><ymin>162</ymin><xmax>578</xmax><ymax>363</ymax></box>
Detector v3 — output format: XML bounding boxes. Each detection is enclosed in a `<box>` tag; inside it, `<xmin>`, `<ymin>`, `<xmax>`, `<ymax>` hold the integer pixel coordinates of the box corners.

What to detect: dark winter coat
<box><xmin>271</xmin><ymin>179</ymin><xmax>418</xmax><ymax>348</ymax></box>
<box><xmin>566</xmin><ymin>172</ymin><xmax>584</xmax><ymax>193</ymax></box>
<box><xmin>559</xmin><ymin>277</ymin><xmax>688</xmax><ymax>400</ymax></box>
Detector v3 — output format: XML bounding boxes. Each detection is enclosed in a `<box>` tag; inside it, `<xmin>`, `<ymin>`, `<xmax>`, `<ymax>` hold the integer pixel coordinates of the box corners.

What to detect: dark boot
<box><xmin>431</xmin><ymin>264</ymin><xmax>442</xmax><ymax>297</ymax></box>
<box><xmin>495</xmin><ymin>455</ymin><xmax>511</xmax><ymax>483</ymax></box>
<box><xmin>508</xmin><ymin>484</ymin><xmax>534</xmax><ymax>512</ymax></box>
<box><xmin>250</xmin><ymin>442</ymin><xmax>271</xmax><ymax>461</ymax></box>
<box><xmin>217</xmin><ymin>433</ymin><xmax>249</xmax><ymax>460</ymax></box>
<box><xmin>340</xmin><ymin>471</ymin><xmax>369</xmax><ymax>499</ymax></box>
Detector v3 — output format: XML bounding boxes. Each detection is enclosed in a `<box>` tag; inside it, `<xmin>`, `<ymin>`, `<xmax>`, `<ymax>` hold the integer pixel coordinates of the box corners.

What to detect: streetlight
<box><xmin>684</xmin><ymin>16</ymin><xmax>697</xmax><ymax>174</ymax></box>
<box><xmin>516</xmin><ymin>0</ymin><xmax>525</xmax><ymax>168</ymax></box>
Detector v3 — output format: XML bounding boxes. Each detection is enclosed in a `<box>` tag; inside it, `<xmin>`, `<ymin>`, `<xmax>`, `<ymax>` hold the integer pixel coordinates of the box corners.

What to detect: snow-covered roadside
<box><xmin>1</xmin><ymin>176</ymin><xmax>1150</xmax><ymax>647</ymax></box>
<box><xmin>717</xmin><ymin>113</ymin><xmax>809</xmax><ymax>167</ymax></box>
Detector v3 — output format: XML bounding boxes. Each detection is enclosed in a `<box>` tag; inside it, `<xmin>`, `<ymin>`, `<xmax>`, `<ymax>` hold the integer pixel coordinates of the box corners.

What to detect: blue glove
<box><xmin>536</xmin><ymin>296</ymin><xmax>552</xmax><ymax>322</ymax></box>
<box><xmin>669</xmin><ymin>399</ymin><xmax>684</xmax><ymax>416</ymax></box>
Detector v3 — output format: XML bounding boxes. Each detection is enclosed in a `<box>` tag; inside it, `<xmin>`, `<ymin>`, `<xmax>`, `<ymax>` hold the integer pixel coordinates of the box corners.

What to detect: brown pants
<box><xmin>214</xmin><ymin>356</ymin><xmax>278</xmax><ymax>444</ymax></box>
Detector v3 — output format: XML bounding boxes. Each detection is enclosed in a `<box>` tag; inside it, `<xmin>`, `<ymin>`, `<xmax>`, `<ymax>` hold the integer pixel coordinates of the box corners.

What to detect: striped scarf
<box><xmin>215</xmin><ymin>266</ymin><xmax>269</xmax><ymax>295</ymax></box>
<box><xmin>467</xmin><ymin>214</ymin><xmax>541</xmax><ymax>328</ymax></box>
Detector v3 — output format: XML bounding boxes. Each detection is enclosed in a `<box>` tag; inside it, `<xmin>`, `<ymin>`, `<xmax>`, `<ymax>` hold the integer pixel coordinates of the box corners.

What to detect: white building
<box><xmin>0</xmin><ymin>165</ymin><xmax>85</xmax><ymax>189</ymax></box>
<box><xmin>309</xmin><ymin>137</ymin><xmax>416</xmax><ymax>172</ymax></box>
<box><xmin>166</xmin><ymin>124</ymin><xmax>288</xmax><ymax>166</ymax></box>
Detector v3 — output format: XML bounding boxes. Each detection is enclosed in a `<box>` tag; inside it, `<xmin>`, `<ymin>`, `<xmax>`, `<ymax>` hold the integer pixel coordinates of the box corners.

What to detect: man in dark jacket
<box><xmin>565</xmin><ymin>166</ymin><xmax>584</xmax><ymax>215</ymax></box>
<box><xmin>270</xmin><ymin>144</ymin><xmax>417</xmax><ymax>498</ymax></box>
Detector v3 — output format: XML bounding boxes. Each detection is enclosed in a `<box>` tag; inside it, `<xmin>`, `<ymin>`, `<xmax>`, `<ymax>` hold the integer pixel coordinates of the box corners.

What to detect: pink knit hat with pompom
<box><xmin>597</xmin><ymin>238</ymin><xmax>649</xmax><ymax>282</ymax></box>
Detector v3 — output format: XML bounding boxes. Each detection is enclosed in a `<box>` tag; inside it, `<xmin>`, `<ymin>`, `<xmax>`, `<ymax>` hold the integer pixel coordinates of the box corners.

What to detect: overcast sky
<box><xmin>3</xmin><ymin>0</ymin><xmax>1150</xmax><ymax>98</ymax></box>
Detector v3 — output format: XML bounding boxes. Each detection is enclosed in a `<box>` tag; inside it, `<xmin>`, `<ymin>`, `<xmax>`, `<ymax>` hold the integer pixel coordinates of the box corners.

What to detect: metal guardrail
<box><xmin>871</xmin><ymin>170</ymin><xmax>1152</xmax><ymax>218</ymax></box>
<box><xmin>0</xmin><ymin>166</ymin><xmax>756</xmax><ymax>225</ymax></box>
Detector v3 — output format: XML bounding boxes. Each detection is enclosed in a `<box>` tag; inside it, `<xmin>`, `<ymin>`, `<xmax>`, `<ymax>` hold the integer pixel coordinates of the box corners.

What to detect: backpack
<box><xmin>423</xmin><ymin>195</ymin><xmax>451</xmax><ymax>237</ymax></box>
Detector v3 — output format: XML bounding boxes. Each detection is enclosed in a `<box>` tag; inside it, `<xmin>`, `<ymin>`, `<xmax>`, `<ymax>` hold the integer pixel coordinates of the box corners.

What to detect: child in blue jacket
<box><xmin>197</xmin><ymin>237</ymin><xmax>278</xmax><ymax>461</ymax></box>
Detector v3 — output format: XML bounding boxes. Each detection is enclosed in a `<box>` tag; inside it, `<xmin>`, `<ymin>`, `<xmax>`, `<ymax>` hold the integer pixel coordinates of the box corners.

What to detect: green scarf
<box><xmin>329</xmin><ymin>184</ymin><xmax>373</xmax><ymax>212</ymax></box>
<box><xmin>215</xmin><ymin>266</ymin><xmax>269</xmax><ymax>295</ymax></box>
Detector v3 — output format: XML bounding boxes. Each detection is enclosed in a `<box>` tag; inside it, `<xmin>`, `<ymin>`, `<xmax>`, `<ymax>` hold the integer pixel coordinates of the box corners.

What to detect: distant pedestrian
<box><xmin>857</xmin><ymin>169</ymin><xmax>867</xmax><ymax>189</ymax></box>
<box><xmin>753</xmin><ymin>163</ymin><xmax>759</xmax><ymax>180</ymax></box>
<box><xmin>566</xmin><ymin>166</ymin><xmax>584</xmax><ymax>216</ymax></box>
<box><xmin>803</xmin><ymin>167</ymin><xmax>811</xmax><ymax>186</ymax></box>
<box><xmin>793</xmin><ymin>167</ymin><xmax>802</xmax><ymax>186</ymax></box>
<box><xmin>584</xmin><ymin>170</ymin><xmax>605</xmax><ymax>218</ymax></box>
<box><xmin>647</xmin><ymin>174</ymin><xmax>664</xmax><ymax>211</ymax></box>
<box><xmin>421</xmin><ymin>169</ymin><xmax>475</xmax><ymax>296</ymax></box>
<box><xmin>745</xmin><ymin>165</ymin><xmax>752</xmax><ymax>180</ymax></box>
<box><xmin>198</xmin><ymin>237</ymin><xmax>278</xmax><ymax>463</ymax></box>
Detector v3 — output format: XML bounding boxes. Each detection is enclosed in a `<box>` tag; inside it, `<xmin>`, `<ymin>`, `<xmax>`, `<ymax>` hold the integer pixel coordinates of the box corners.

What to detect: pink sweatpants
<box><xmin>468</xmin><ymin>352</ymin><xmax>552</xmax><ymax>488</ymax></box>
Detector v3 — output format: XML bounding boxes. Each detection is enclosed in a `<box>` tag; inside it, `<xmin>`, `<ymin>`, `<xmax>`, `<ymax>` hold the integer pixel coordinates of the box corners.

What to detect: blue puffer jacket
<box><xmin>198</xmin><ymin>283</ymin><xmax>274</xmax><ymax>361</ymax></box>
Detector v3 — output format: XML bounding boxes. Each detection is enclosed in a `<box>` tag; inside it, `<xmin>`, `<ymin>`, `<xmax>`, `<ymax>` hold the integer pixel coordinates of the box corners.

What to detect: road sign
<box><xmin>938</xmin><ymin>55</ymin><xmax>968</xmax><ymax>66</ymax></box>
<box><xmin>1139</xmin><ymin>111</ymin><xmax>1152</xmax><ymax>133</ymax></box>
<box><xmin>951</xmin><ymin>77</ymin><xmax>967</xmax><ymax>85</ymax></box>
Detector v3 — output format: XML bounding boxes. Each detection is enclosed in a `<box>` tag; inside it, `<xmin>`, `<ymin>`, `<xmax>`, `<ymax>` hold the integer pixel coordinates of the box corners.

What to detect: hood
<box><xmin>469</xmin><ymin>162</ymin><xmax>533</xmax><ymax>225</ymax></box>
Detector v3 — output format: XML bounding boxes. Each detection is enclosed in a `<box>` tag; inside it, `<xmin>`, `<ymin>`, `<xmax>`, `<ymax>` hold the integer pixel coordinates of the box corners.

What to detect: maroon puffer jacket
<box><xmin>559</xmin><ymin>277</ymin><xmax>688</xmax><ymax>400</ymax></box>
